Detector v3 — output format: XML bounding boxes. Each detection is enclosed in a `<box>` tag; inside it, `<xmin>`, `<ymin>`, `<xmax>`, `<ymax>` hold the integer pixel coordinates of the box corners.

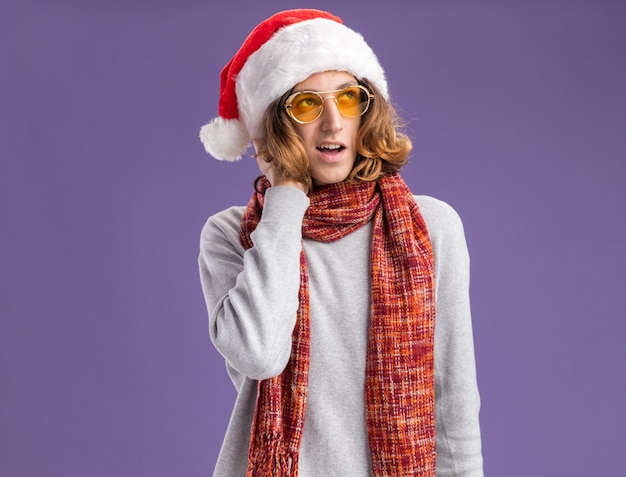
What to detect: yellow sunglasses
<box><xmin>284</xmin><ymin>85</ymin><xmax>374</xmax><ymax>124</ymax></box>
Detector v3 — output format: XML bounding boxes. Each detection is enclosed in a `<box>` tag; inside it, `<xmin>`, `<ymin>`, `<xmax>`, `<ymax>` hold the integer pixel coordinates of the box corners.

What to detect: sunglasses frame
<box><xmin>284</xmin><ymin>84</ymin><xmax>374</xmax><ymax>124</ymax></box>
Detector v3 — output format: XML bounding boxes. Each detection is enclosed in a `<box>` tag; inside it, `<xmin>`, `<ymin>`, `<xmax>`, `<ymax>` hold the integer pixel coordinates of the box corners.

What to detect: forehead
<box><xmin>293</xmin><ymin>70</ymin><xmax>358</xmax><ymax>92</ymax></box>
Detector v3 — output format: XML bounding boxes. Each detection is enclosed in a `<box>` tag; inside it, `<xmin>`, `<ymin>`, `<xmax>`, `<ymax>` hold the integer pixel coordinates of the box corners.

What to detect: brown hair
<box><xmin>254</xmin><ymin>78</ymin><xmax>412</xmax><ymax>189</ymax></box>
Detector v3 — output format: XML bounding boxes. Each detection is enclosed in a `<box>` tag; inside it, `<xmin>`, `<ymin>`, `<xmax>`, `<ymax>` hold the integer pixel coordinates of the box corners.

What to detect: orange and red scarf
<box><xmin>240</xmin><ymin>173</ymin><xmax>436</xmax><ymax>476</ymax></box>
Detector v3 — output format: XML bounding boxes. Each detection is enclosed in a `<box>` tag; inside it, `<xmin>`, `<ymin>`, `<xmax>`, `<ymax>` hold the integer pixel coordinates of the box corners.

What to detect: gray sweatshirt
<box><xmin>199</xmin><ymin>186</ymin><xmax>483</xmax><ymax>476</ymax></box>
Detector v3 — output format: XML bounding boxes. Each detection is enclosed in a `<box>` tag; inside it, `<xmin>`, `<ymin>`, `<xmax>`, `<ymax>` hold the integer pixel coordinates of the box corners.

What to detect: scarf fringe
<box><xmin>247</xmin><ymin>431</ymin><xmax>295</xmax><ymax>477</ymax></box>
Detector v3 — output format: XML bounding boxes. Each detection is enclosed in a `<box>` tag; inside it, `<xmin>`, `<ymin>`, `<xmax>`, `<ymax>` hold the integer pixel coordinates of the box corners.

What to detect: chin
<box><xmin>311</xmin><ymin>173</ymin><xmax>351</xmax><ymax>187</ymax></box>
<box><xmin>310</xmin><ymin>165</ymin><xmax>354</xmax><ymax>188</ymax></box>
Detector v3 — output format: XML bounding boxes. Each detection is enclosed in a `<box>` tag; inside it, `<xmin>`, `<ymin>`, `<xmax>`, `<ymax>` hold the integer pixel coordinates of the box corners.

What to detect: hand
<box><xmin>254</xmin><ymin>141</ymin><xmax>308</xmax><ymax>193</ymax></box>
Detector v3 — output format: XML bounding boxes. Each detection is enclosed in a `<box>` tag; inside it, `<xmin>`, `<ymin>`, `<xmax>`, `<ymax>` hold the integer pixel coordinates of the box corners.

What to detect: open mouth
<box><xmin>316</xmin><ymin>144</ymin><xmax>345</xmax><ymax>153</ymax></box>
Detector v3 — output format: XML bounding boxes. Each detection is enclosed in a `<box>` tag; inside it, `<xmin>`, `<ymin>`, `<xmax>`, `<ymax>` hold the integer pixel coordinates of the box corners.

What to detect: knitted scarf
<box><xmin>240</xmin><ymin>172</ymin><xmax>436</xmax><ymax>476</ymax></box>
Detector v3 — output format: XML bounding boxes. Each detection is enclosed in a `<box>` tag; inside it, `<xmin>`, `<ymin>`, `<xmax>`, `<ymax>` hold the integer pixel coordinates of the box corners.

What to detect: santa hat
<box><xmin>199</xmin><ymin>9</ymin><xmax>388</xmax><ymax>161</ymax></box>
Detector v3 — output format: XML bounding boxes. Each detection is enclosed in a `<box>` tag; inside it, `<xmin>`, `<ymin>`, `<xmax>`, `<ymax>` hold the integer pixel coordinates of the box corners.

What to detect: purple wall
<box><xmin>2</xmin><ymin>1</ymin><xmax>625</xmax><ymax>475</ymax></box>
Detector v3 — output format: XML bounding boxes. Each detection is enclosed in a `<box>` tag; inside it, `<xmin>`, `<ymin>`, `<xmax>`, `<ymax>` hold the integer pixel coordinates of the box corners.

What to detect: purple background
<box><xmin>2</xmin><ymin>0</ymin><xmax>625</xmax><ymax>475</ymax></box>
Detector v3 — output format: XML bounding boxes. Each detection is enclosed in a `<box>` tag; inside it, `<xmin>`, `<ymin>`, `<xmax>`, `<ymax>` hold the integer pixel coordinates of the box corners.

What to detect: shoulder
<box><xmin>200</xmin><ymin>205</ymin><xmax>246</xmax><ymax>245</ymax></box>
<box><xmin>413</xmin><ymin>195</ymin><xmax>465</xmax><ymax>241</ymax></box>
<box><xmin>413</xmin><ymin>196</ymin><xmax>470</xmax><ymax>281</ymax></box>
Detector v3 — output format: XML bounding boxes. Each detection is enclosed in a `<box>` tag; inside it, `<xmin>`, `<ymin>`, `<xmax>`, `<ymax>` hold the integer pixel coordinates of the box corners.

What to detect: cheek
<box><xmin>293</xmin><ymin>123</ymin><xmax>314</xmax><ymax>147</ymax></box>
<box><xmin>349</xmin><ymin>121</ymin><xmax>361</xmax><ymax>147</ymax></box>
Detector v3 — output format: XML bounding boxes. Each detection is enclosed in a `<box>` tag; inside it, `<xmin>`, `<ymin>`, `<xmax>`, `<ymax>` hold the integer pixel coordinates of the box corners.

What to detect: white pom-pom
<box><xmin>199</xmin><ymin>117</ymin><xmax>250</xmax><ymax>161</ymax></box>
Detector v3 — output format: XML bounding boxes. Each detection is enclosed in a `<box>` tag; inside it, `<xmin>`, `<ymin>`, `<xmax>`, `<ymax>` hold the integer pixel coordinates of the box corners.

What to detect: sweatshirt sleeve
<box><xmin>198</xmin><ymin>186</ymin><xmax>310</xmax><ymax>381</ymax></box>
<box><xmin>415</xmin><ymin>196</ymin><xmax>484</xmax><ymax>477</ymax></box>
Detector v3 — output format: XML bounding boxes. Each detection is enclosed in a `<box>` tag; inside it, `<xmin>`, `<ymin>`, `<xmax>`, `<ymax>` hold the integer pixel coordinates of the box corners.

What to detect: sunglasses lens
<box><xmin>335</xmin><ymin>86</ymin><xmax>370</xmax><ymax>117</ymax></box>
<box><xmin>289</xmin><ymin>92</ymin><xmax>324</xmax><ymax>123</ymax></box>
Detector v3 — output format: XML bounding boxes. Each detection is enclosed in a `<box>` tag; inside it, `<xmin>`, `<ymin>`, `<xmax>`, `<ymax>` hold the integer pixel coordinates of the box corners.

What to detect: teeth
<box><xmin>318</xmin><ymin>144</ymin><xmax>341</xmax><ymax>150</ymax></box>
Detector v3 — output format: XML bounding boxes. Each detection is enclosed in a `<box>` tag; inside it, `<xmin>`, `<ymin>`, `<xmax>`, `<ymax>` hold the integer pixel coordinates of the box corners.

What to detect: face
<box><xmin>290</xmin><ymin>71</ymin><xmax>361</xmax><ymax>187</ymax></box>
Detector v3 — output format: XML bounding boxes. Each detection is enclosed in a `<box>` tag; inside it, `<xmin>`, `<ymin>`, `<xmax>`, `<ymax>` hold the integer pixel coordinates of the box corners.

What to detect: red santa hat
<box><xmin>199</xmin><ymin>9</ymin><xmax>388</xmax><ymax>161</ymax></box>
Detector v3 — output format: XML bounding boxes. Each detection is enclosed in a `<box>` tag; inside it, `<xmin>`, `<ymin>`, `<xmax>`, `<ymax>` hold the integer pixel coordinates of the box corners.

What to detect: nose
<box><xmin>319</xmin><ymin>96</ymin><xmax>343</xmax><ymax>132</ymax></box>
